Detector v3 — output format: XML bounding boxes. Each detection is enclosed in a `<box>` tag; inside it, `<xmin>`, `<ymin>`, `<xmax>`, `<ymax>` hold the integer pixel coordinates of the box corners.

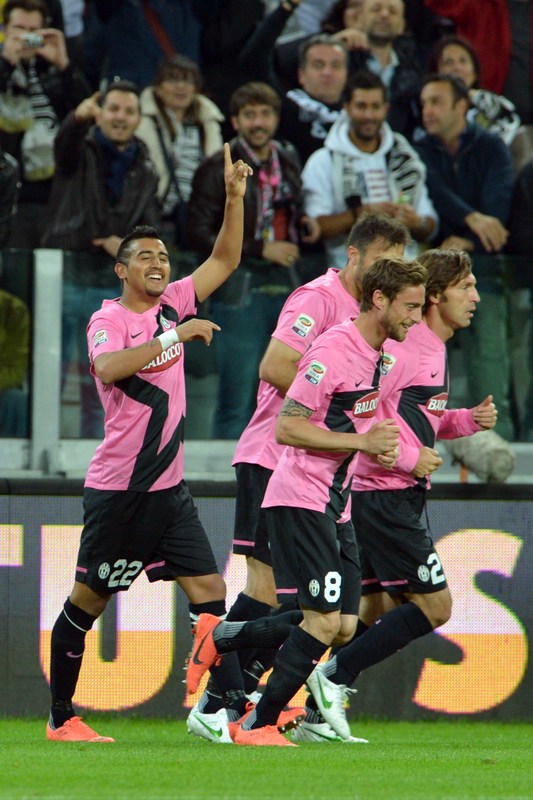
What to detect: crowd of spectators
<box><xmin>1</xmin><ymin>0</ymin><xmax>533</xmax><ymax>443</ymax></box>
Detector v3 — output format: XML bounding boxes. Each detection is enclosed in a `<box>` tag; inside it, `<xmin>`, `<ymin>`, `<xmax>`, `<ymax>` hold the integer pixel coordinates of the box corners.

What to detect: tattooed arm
<box><xmin>276</xmin><ymin>397</ymin><xmax>400</xmax><ymax>455</ymax></box>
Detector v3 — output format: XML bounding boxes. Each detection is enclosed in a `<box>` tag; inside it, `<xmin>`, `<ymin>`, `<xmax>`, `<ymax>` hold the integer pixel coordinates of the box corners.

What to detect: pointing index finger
<box><xmin>223</xmin><ymin>142</ymin><xmax>231</xmax><ymax>171</ymax></box>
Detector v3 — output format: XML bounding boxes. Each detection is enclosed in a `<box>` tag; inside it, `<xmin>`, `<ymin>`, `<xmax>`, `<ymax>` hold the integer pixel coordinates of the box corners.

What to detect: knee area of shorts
<box><xmin>306</xmin><ymin>613</ymin><xmax>341</xmax><ymax>643</ymax></box>
<box><xmin>426</xmin><ymin>598</ymin><xmax>452</xmax><ymax>629</ymax></box>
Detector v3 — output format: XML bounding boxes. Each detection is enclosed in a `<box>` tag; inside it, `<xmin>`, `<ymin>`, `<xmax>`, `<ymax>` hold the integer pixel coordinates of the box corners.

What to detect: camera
<box><xmin>21</xmin><ymin>33</ymin><xmax>45</xmax><ymax>49</ymax></box>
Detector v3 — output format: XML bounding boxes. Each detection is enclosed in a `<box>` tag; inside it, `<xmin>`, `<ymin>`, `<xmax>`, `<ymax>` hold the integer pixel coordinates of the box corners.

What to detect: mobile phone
<box><xmin>21</xmin><ymin>33</ymin><xmax>45</xmax><ymax>49</ymax></box>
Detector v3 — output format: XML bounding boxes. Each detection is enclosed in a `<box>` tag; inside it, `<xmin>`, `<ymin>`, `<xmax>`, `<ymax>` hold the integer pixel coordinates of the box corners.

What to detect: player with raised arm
<box><xmin>46</xmin><ymin>145</ymin><xmax>256</xmax><ymax>743</ymax></box>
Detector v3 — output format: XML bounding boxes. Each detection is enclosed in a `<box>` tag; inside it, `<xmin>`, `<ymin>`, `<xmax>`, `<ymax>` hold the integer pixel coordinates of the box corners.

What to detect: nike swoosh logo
<box><xmin>313</xmin><ymin>729</ymin><xmax>342</xmax><ymax>742</ymax></box>
<box><xmin>192</xmin><ymin>634</ymin><xmax>209</xmax><ymax>665</ymax></box>
<box><xmin>431</xmin><ymin>371</ymin><xmax>438</xmax><ymax>378</ymax></box>
<box><xmin>316</xmin><ymin>673</ymin><xmax>333</xmax><ymax>709</ymax></box>
<box><xmin>192</xmin><ymin>715</ymin><xmax>223</xmax><ymax>738</ymax></box>
<box><xmin>66</xmin><ymin>651</ymin><xmax>83</xmax><ymax>658</ymax></box>
<box><xmin>355</xmin><ymin>379</ymin><xmax>364</xmax><ymax>387</ymax></box>
<box><xmin>131</xmin><ymin>332</ymin><xmax>143</xmax><ymax>339</ymax></box>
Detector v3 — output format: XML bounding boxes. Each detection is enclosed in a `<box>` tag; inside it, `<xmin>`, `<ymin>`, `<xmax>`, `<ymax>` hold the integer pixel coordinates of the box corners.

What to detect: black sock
<box><xmin>247</xmin><ymin>627</ymin><xmax>328</xmax><ymax>729</ymax></box>
<box><xmin>242</xmin><ymin>603</ymin><xmax>303</xmax><ymax>694</ymax></box>
<box><xmin>189</xmin><ymin>601</ymin><xmax>246</xmax><ymax>708</ymax></box>
<box><xmin>305</xmin><ymin>618</ymin><xmax>370</xmax><ymax>717</ymax></box>
<box><xmin>188</xmin><ymin>600</ymin><xmax>227</xmax><ymax>631</ymax></box>
<box><xmin>225</xmin><ymin>592</ymin><xmax>274</xmax><ymax>674</ymax></box>
<box><xmin>333</xmin><ymin>603</ymin><xmax>433</xmax><ymax>686</ymax></box>
<box><xmin>226</xmin><ymin>592</ymin><xmax>273</xmax><ymax>622</ymax></box>
<box><xmin>50</xmin><ymin>598</ymin><xmax>96</xmax><ymax>727</ymax></box>
<box><xmin>199</xmin><ymin>678</ymin><xmax>224</xmax><ymax>713</ymax></box>
<box><xmin>214</xmin><ymin>609</ymin><xmax>300</xmax><ymax>654</ymax></box>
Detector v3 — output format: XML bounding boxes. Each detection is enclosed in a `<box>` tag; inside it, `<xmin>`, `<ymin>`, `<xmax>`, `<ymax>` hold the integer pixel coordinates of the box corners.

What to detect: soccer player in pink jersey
<box><xmin>186</xmin><ymin>256</ymin><xmax>428</xmax><ymax>746</ymax></box>
<box><xmin>45</xmin><ymin>145</ymin><xmax>258</xmax><ymax>743</ymax></box>
<box><xmin>305</xmin><ymin>249</ymin><xmax>498</xmax><ymax>739</ymax></box>
<box><xmin>188</xmin><ymin>214</ymin><xmax>410</xmax><ymax>742</ymax></box>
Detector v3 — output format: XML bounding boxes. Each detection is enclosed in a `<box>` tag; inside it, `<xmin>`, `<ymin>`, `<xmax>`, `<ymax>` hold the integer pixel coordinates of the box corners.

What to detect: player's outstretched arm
<box><xmin>191</xmin><ymin>143</ymin><xmax>253</xmax><ymax>303</ymax></box>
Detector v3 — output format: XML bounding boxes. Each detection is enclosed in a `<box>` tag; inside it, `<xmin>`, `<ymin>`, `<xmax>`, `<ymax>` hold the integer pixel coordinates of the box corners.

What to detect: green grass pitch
<box><xmin>0</xmin><ymin>718</ymin><xmax>531</xmax><ymax>800</ymax></box>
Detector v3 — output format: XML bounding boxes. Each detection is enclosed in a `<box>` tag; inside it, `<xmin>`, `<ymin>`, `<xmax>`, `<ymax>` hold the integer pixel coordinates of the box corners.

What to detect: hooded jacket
<box><xmin>302</xmin><ymin>111</ymin><xmax>436</xmax><ymax>266</ymax></box>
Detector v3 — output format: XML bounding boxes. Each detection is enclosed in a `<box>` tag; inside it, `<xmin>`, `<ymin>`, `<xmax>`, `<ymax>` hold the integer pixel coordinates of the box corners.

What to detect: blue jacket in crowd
<box><xmin>415</xmin><ymin>122</ymin><xmax>514</xmax><ymax>253</ymax></box>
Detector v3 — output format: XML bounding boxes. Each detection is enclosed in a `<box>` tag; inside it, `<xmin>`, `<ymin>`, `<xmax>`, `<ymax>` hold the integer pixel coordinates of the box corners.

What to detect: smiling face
<box><xmin>116</xmin><ymin>238</ymin><xmax>171</xmax><ymax>303</ymax></box>
<box><xmin>96</xmin><ymin>89</ymin><xmax>141</xmax><ymax>148</ymax></box>
<box><xmin>231</xmin><ymin>102</ymin><xmax>279</xmax><ymax>158</ymax></box>
<box><xmin>381</xmin><ymin>284</ymin><xmax>425</xmax><ymax>341</ymax></box>
<box><xmin>345</xmin><ymin>87</ymin><xmax>388</xmax><ymax>150</ymax></box>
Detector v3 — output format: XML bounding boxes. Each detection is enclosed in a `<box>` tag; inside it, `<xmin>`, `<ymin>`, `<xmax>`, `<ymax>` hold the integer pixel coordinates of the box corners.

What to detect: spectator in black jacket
<box><xmin>0</xmin><ymin>0</ymin><xmax>90</xmax><ymax>246</ymax></box>
<box><xmin>43</xmin><ymin>80</ymin><xmax>160</xmax><ymax>438</ymax></box>
<box><xmin>188</xmin><ymin>81</ymin><xmax>319</xmax><ymax>439</ymax></box>
<box><xmin>277</xmin><ymin>34</ymin><xmax>349</xmax><ymax>166</ymax></box>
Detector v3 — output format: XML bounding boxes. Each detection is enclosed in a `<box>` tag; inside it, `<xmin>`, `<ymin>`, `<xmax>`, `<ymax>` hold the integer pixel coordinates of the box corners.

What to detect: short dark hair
<box><xmin>297</xmin><ymin>33</ymin><xmax>348</xmax><ymax>69</ymax></box>
<box><xmin>321</xmin><ymin>0</ymin><xmax>355</xmax><ymax>34</ymax></box>
<box><xmin>417</xmin><ymin>248</ymin><xmax>473</xmax><ymax>311</ymax></box>
<box><xmin>100</xmin><ymin>79</ymin><xmax>140</xmax><ymax>106</ymax></box>
<box><xmin>421</xmin><ymin>73</ymin><xmax>470</xmax><ymax>105</ymax></box>
<box><xmin>347</xmin><ymin>211</ymin><xmax>411</xmax><ymax>254</ymax></box>
<box><xmin>344</xmin><ymin>69</ymin><xmax>387</xmax><ymax>103</ymax></box>
<box><xmin>428</xmin><ymin>35</ymin><xmax>480</xmax><ymax>89</ymax></box>
<box><xmin>229</xmin><ymin>82</ymin><xmax>281</xmax><ymax>117</ymax></box>
<box><xmin>116</xmin><ymin>226</ymin><xmax>163</xmax><ymax>266</ymax></box>
<box><xmin>4</xmin><ymin>0</ymin><xmax>48</xmax><ymax>25</ymax></box>
<box><xmin>360</xmin><ymin>256</ymin><xmax>427</xmax><ymax>312</ymax></box>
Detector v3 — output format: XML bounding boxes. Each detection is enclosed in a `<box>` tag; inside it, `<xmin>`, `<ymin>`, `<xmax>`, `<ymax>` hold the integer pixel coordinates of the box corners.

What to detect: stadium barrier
<box><xmin>1</xmin><ymin>479</ymin><xmax>531</xmax><ymax>721</ymax></box>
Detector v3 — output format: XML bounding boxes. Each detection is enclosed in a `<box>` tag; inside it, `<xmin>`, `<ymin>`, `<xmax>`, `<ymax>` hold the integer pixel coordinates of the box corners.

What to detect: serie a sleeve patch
<box><xmin>304</xmin><ymin>361</ymin><xmax>327</xmax><ymax>385</ymax></box>
<box><xmin>291</xmin><ymin>313</ymin><xmax>316</xmax><ymax>338</ymax></box>
<box><xmin>93</xmin><ymin>329</ymin><xmax>108</xmax><ymax>347</ymax></box>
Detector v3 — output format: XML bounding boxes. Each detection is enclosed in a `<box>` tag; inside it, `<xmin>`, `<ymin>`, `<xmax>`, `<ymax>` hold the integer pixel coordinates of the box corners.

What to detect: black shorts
<box><xmin>76</xmin><ymin>481</ymin><xmax>219</xmax><ymax>594</ymax></box>
<box><xmin>265</xmin><ymin>506</ymin><xmax>361</xmax><ymax>614</ymax></box>
<box><xmin>232</xmin><ymin>462</ymin><xmax>273</xmax><ymax>566</ymax></box>
<box><xmin>352</xmin><ymin>487</ymin><xmax>448</xmax><ymax>596</ymax></box>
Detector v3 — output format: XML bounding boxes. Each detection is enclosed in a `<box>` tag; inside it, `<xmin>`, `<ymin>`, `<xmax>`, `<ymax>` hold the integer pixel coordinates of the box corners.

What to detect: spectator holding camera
<box><xmin>0</xmin><ymin>0</ymin><xmax>90</xmax><ymax>247</ymax></box>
